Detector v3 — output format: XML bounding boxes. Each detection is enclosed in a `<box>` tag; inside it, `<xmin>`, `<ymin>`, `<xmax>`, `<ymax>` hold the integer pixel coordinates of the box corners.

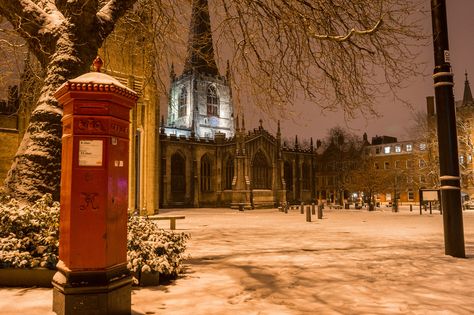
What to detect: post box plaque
<box><xmin>79</xmin><ymin>140</ymin><xmax>103</xmax><ymax>166</ymax></box>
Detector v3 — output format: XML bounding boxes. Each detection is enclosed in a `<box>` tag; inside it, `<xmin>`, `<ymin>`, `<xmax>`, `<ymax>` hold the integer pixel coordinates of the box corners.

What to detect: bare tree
<box><xmin>215</xmin><ymin>0</ymin><xmax>426</xmax><ymax>118</ymax></box>
<box><xmin>0</xmin><ymin>0</ymin><xmax>426</xmax><ymax>203</ymax></box>
<box><xmin>318</xmin><ymin>126</ymin><xmax>365</xmax><ymax>205</ymax></box>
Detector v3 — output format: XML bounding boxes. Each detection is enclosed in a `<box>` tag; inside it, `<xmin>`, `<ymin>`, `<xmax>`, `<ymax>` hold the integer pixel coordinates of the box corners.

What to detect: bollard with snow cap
<box><xmin>52</xmin><ymin>56</ymin><xmax>138</xmax><ymax>315</ymax></box>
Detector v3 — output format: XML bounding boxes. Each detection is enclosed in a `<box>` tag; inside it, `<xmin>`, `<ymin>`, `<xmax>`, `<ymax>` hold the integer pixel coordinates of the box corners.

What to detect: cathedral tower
<box><xmin>166</xmin><ymin>0</ymin><xmax>234</xmax><ymax>138</ymax></box>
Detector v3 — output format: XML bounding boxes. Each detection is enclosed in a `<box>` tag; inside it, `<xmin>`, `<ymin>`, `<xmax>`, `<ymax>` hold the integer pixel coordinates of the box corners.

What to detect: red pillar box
<box><xmin>52</xmin><ymin>58</ymin><xmax>137</xmax><ymax>315</ymax></box>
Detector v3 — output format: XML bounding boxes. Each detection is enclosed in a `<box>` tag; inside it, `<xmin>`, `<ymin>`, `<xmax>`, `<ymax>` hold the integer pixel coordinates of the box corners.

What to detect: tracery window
<box><xmin>284</xmin><ymin>161</ymin><xmax>293</xmax><ymax>192</ymax></box>
<box><xmin>200</xmin><ymin>154</ymin><xmax>212</xmax><ymax>192</ymax></box>
<box><xmin>302</xmin><ymin>162</ymin><xmax>310</xmax><ymax>190</ymax></box>
<box><xmin>178</xmin><ymin>86</ymin><xmax>187</xmax><ymax>117</ymax></box>
<box><xmin>224</xmin><ymin>157</ymin><xmax>234</xmax><ymax>190</ymax></box>
<box><xmin>206</xmin><ymin>85</ymin><xmax>219</xmax><ymax>116</ymax></box>
<box><xmin>252</xmin><ymin>151</ymin><xmax>271</xmax><ymax>189</ymax></box>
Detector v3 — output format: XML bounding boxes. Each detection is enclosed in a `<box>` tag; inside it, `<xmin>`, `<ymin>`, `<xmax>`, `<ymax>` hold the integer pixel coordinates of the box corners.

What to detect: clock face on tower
<box><xmin>209</xmin><ymin>116</ymin><xmax>218</xmax><ymax>127</ymax></box>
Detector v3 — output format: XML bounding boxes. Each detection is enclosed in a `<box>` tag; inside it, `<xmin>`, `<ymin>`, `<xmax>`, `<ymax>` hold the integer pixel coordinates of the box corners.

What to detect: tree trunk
<box><xmin>3</xmin><ymin>33</ymin><xmax>95</xmax><ymax>202</ymax></box>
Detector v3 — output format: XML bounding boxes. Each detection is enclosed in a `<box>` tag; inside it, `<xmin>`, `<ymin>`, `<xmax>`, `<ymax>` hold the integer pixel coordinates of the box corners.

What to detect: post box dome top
<box><xmin>55</xmin><ymin>57</ymin><xmax>138</xmax><ymax>101</ymax></box>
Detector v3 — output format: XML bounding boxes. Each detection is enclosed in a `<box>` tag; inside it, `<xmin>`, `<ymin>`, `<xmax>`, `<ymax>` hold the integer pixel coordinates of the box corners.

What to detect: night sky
<box><xmin>247</xmin><ymin>0</ymin><xmax>474</xmax><ymax>143</ymax></box>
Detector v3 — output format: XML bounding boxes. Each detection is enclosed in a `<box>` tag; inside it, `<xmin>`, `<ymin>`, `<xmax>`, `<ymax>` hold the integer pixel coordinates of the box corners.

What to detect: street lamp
<box><xmin>430</xmin><ymin>0</ymin><xmax>465</xmax><ymax>257</ymax></box>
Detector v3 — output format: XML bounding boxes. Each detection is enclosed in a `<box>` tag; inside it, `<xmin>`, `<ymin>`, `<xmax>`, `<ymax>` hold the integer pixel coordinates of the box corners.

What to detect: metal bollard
<box><xmin>312</xmin><ymin>203</ymin><xmax>316</xmax><ymax>215</ymax></box>
<box><xmin>318</xmin><ymin>205</ymin><xmax>323</xmax><ymax>219</ymax></box>
<box><xmin>300</xmin><ymin>202</ymin><xmax>304</xmax><ymax>214</ymax></box>
<box><xmin>306</xmin><ymin>205</ymin><xmax>312</xmax><ymax>222</ymax></box>
<box><xmin>410</xmin><ymin>204</ymin><xmax>413</xmax><ymax>212</ymax></box>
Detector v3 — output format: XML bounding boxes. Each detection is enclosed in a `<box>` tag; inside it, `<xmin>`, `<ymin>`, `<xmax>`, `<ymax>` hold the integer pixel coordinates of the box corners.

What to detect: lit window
<box><xmin>468</xmin><ymin>155</ymin><xmax>472</xmax><ymax>163</ymax></box>
<box><xmin>206</xmin><ymin>85</ymin><xmax>219</xmax><ymax>116</ymax></box>
<box><xmin>406</xmin><ymin>144</ymin><xmax>413</xmax><ymax>152</ymax></box>
<box><xmin>384</xmin><ymin>146</ymin><xmax>391</xmax><ymax>154</ymax></box>
<box><xmin>178</xmin><ymin>86</ymin><xmax>187</xmax><ymax>118</ymax></box>
<box><xmin>460</xmin><ymin>155</ymin><xmax>465</xmax><ymax>165</ymax></box>
<box><xmin>395</xmin><ymin>145</ymin><xmax>401</xmax><ymax>153</ymax></box>
<box><xmin>419</xmin><ymin>143</ymin><xmax>427</xmax><ymax>150</ymax></box>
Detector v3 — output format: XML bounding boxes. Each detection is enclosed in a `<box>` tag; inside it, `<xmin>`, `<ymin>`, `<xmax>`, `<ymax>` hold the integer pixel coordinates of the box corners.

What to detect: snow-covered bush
<box><xmin>127</xmin><ymin>215</ymin><xmax>189</xmax><ymax>282</ymax></box>
<box><xmin>0</xmin><ymin>194</ymin><xmax>190</xmax><ymax>282</ymax></box>
<box><xmin>0</xmin><ymin>194</ymin><xmax>59</xmax><ymax>269</ymax></box>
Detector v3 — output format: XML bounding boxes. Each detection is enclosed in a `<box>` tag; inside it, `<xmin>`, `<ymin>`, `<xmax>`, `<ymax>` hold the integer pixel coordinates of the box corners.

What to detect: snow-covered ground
<box><xmin>1</xmin><ymin>206</ymin><xmax>473</xmax><ymax>314</ymax></box>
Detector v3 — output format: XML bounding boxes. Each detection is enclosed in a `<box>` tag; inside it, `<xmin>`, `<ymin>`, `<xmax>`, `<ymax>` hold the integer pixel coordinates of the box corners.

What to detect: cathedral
<box><xmin>159</xmin><ymin>0</ymin><xmax>316</xmax><ymax>209</ymax></box>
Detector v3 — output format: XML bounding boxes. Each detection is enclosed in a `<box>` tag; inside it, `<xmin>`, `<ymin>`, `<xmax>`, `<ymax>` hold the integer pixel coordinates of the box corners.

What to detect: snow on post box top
<box><xmin>54</xmin><ymin>56</ymin><xmax>138</xmax><ymax>104</ymax></box>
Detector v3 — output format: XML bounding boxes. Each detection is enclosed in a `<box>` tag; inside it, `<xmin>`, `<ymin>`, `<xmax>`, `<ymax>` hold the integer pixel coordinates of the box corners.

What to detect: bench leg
<box><xmin>170</xmin><ymin>219</ymin><xmax>176</xmax><ymax>230</ymax></box>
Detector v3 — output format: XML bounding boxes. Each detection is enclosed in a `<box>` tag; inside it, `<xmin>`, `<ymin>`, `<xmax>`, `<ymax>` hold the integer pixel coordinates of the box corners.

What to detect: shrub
<box><xmin>0</xmin><ymin>194</ymin><xmax>189</xmax><ymax>283</ymax></box>
<box><xmin>0</xmin><ymin>194</ymin><xmax>59</xmax><ymax>269</ymax></box>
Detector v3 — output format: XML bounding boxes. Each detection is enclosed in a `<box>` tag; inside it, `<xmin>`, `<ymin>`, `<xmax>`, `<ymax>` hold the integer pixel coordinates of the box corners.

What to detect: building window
<box><xmin>420</xmin><ymin>175</ymin><xmax>426</xmax><ymax>183</ymax></box>
<box><xmin>468</xmin><ymin>155</ymin><xmax>473</xmax><ymax>163</ymax></box>
<box><xmin>374</xmin><ymin>162</ymin><xmax>379</xmax><ymax>170</ymax></box>
<box><xmin>384</xmin><ymin>161</ymin><xmax>390</xmax><ymax>169</ymax></box>
<box><xmin>252</xmin><ymin>151</ymin><xmax>271</xmax><ymax>189</ymax></box>
<box><xmin>171</xmin><ymin>153</ymin><xmax>186</xmax><ymax>194</ymax></box>
<box><xmin>408</xmin><ymin>190</ymin><xmax>414</xmax><ymax>201</ymax></box>
<box><xmin>419</xmin><ymin>143</ymin><xmax>427</xmax><ymax>150</ymax></box>
<box><xmin>406</xmin><ymin>144</ymin><xmax>413</xmax><ymax>152</ymax></box>
<box><xmin>375</xmin><ymin>147</ymin><xmax>381</xmax><ymax>154</ymax></box>
<box><xmin>460</xmin><ymin>155</ymin><xmax>465</xmax><ymax>165</ymax></box>
<box><xmin>200</xmin><ymin>154</ymin><xmax>212</xmax><ymax>192</ymax></box>
<box><xmin>302</xmin><ymin>162</ymin><xmax>310</xmax><ymax>190</ymax></box>
<box><xmin>284</xmin><ymin>161</ymin><xmax>293</xmax><ymax>192</ymax></box>
<box><xmin>406</xmin><ymin>160</ymin><xmax>414</xmax><ymax>169</ymax></box>
<box><xmin>384</xmin><ymin>146</ymin><xmax>391</xmax><ymax>154</ymax></box>
<box><xmin>395</xmin><ymin>145</ymin><xmax>401</xmax><ymax>153</ymax></box>
<box><xmin>224</xmin><ymin>157</ymin><xmax>234</xmax><ymax>190</ymax></box>
<box><xmin>395</xmin><ymin>160</ymin><xmax>401</xmax><ymax>168</ymax></box>
<box><xmin>206</xmin><ymin>85</ymin><xmax>219</xmax><ymax>116</ymax></box>
<box><xmin>178</xmin><ymin>86</ymin><xmax>187</xmax><ymax>117</ymax></box>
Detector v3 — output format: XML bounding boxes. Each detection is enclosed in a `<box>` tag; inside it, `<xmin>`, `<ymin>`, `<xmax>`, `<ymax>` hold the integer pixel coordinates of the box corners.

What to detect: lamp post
<box><xmin>430</xmin><ymin>0</ymin><xmax>465</xmax><ymax>257</ymax></box>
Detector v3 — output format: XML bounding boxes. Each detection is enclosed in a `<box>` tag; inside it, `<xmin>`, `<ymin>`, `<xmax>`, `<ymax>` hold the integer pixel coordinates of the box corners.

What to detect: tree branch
<box><xmin>96</xmin><ymin>0</ymin><xmax>139</xmax><ymax>42</ymax></box>
<box><xmin>0</xmin><ymin>0</ymin><xmax>64</xmax><ymax>64</ymax></box>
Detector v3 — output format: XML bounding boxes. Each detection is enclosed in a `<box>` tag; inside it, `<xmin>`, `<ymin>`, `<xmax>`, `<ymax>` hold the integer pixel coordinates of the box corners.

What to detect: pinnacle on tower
<box><xmin>462</xmin><ymin>71</ymin><xmax>474</xmax><ymax>106</ymax></box>
<box><xmin>183</xmin><ymin>0</ymin><xmax>219</xmax><ymax>76</ymax></box>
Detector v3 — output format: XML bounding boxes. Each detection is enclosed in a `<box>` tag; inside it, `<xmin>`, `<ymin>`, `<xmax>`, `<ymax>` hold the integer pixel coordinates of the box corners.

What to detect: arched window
<box><xmin>302</xmin><ymin>162</ymin><xmax>310</xmax><ymax>190</ymax></box>
<box><xmin>178</xmin><ymin>86</ymin><xmax>187</xmax><ymax>117</ymax></box>
<box><xmin>284</xmin><ymin>161</ymin><xmax>293</xmax><ymax>192</ymax></box>
<box><xmin>252</xmin><ymin>151</ymin><xmax>271</xmax><ymax>189</ymax></box>
<box><xmin>206</xmin><ymin>85</ymin><xmax>219</xmax><ymax>116</ymax></box>
<box><xmin>200</xmin><ymin>154</ymin><xmax>212</xmax><ymax>192</ymax></box>
<box><xmin>224</xmin><ymin>157</ymin><xmax>234</xmax><ymax>190</ymax></box>
<box><xmin>171</xmin><ymin>153</ymin><xmax>185</xmax><ymax>194</ymax></box>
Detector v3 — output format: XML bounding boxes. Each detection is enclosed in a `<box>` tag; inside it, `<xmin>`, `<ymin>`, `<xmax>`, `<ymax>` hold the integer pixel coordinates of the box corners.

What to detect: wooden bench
<box><xmin>147</xmin><ymin>215</ymin><xmax>185</xmax><ymax>230</ymax></box>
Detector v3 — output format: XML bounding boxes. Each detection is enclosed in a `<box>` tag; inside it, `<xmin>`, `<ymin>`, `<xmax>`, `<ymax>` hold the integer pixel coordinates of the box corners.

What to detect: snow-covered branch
<box><xmin>96</xmin><ymin>0</ymin><xmax>139</xmax><ymax>41</ymax></box>
<box><xmin>0</xmin><ymin>0</ymin><xmax>64</xmax><ymax>63</ymax></box>
<box><xmin>309</xmin><ymin>19</ymin><xmax>384</xmax><ymax>42</ymax></box>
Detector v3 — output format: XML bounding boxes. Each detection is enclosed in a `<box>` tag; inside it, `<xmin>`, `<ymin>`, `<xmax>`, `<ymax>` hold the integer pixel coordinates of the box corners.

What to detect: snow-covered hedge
<box><xmin>127</xmin><ymin>216</ymin><xmax>190</xmax><ymax>281</ymax></box>
<box><xmin>0</xmin><ymin>194</ymin><xmax>189</xmax><ymax>281</ymax></box>
<box><xmin>0</xmin><ymin>194</ymin><xmax>59</xmax><ymax>269</ymax></box>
